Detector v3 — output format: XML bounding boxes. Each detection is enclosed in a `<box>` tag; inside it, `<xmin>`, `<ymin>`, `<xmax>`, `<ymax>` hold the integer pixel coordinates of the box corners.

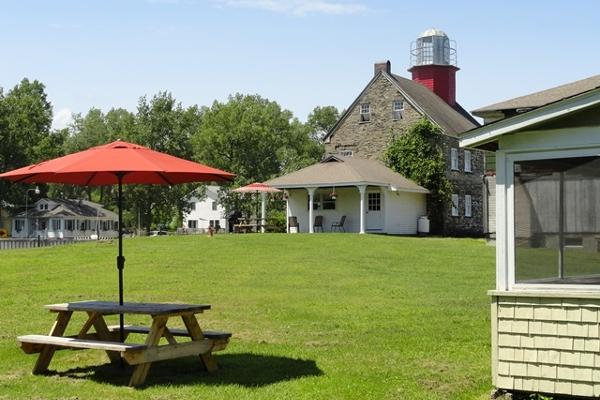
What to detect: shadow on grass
<box><xmin>50</xmin><ymin>353</ymin><xmax>323</xmax><ymax>388</ymax></box>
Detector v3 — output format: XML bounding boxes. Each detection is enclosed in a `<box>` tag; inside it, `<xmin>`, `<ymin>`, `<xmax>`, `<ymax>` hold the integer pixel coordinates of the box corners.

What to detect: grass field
<box><xmin>0</xmin><ymin>234</ymin><xmax>495</xmax><ymax>399</ymax></box>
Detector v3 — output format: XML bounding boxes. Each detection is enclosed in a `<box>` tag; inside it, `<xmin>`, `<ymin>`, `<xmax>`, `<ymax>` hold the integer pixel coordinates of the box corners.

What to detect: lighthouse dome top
<box><xmin>411</xmin><ymin>27</ymin><xmax>457</xmax><ymax>67</ymax></box>
<box><xmin>419</xmin><ymin>28</ymin><xmax>448</xmax><ymax>38</ymax></box>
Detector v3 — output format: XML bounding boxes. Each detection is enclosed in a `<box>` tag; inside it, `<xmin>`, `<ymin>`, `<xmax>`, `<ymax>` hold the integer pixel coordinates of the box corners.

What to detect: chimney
<box><xmin>408</xmin><ymin>28</ymin><xmax>458</xmax><ymax>106</ymax></box>
<box><xmin>374</xmin><ymin>60</ymin><xmax>391</xmax><ymax>76</ymax></box>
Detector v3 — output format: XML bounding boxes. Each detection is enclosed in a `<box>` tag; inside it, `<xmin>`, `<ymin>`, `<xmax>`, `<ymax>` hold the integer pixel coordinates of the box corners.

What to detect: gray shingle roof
<box><xmin>390</xmin><ymin>74</ymin><xmax>479</xmax><ymax>136</ymax></box>
<box><xmin>265</xmin><ymin>156</ymin><xmax>429</xmax><ymax>193</ymax></box>
<box><xmin>323</xmin><ymin>71</ymin><xmax>479</xmax><ymax>143</ymax></box>
<box><xmin>472</xmin><ymin>75</ymin><xmax>600</xmax><ymax>115</ymax></box>
<box><xmin>14</xmin><ymin>199</ymin><xmax>117</xmax><ymax>219</ymax></box>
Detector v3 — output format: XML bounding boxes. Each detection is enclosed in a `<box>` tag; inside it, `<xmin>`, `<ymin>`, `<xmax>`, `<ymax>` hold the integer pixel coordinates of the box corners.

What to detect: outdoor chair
<box><xmin>331</xmin><ymin>215</ymin><xmax>346</xmax><ymax>232</ymax></box>
<box><xmin>288</xmin><ymin>216</ymin><xmax>299</xmax><ymax>233</ymax></box>
<box><xmin>314</xmin><ymin>215</ymin><xmax>324</xmax><ymax>232</ymax></box>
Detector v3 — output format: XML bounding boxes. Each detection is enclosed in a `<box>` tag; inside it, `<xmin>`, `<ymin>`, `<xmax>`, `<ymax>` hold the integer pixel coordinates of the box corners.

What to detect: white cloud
<box><xmin>52</xmin><ymin>108</ymin><xmax>73</xmax><ymax>130</ymax></box>
<box><xmin>216</xmin><ymin>0</ymin><xmax>368</xmax><ymax>16</ymax></box>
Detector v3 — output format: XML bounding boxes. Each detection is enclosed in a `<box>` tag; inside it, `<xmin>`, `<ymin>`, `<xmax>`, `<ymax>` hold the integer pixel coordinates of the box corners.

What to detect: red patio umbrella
<box><xmin>232</xmin><ymin>182</ymin><xmax>280</xmax><ymax>232</ymax></box>
<box><xmin>0</xmin><ymin>140</ymin><xmax>234</xmax><ymax>340</ymax></box>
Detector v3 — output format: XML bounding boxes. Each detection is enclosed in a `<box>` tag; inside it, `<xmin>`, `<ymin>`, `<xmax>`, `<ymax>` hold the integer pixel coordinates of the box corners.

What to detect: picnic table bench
<box><xmin>17</xmin><ymin>300</ymin><xmax>231</xmax><ymax>387</ymax></box>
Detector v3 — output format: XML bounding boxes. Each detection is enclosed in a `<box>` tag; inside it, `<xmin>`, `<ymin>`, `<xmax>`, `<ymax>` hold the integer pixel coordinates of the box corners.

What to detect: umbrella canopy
<box><xmin>232</xmin><ymin>183</ymin><xmax>280</xmax><ymax>232</ymax></box>
<box><xmin>0</xmin><ymin>140</ymin><xmax>234</xmax><ymax>185</ymax></box>
<box><xmin>231</xmin><ymin>182</ymin><xmax>281</xmax><ymax>194</ymax></box>
<box><xmin>0</xmin><ymin>140</ymin><xmax>235</xmax><ymax>341</ymax></box>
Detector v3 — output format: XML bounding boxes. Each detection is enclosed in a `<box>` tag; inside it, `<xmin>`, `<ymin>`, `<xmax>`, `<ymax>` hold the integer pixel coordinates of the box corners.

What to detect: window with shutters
<box><xmin>451</xmin><ymin>148</ymin><xmax>459</xmax><ymax>171</ymax></box>
<box><xmin>465</xmin><ymin>194</ymin><xmax>472</xmax><ymax>217</ymax></box>
<box><xmin>451</xmin><ymin>194</ymin><xmax>459</xmax><ymax>216</ymax></box>
<box><xmin>464</xmin><ymin>150</ymin><xmax>472</xmax><ymax>172</ymax></box>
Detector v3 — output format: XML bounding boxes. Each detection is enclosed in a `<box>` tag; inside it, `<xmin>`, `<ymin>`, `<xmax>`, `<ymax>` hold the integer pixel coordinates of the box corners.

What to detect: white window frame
<box><xmin>464</xmin><ymin>194</ymin><xmax>472</xmax><ymax>217</ymax></box>
<box><xmin>451</xmin><ymin>148</ymin><xmax>459</xmax><ymax>171</ymax></box>
<box><xmin>464</xmin><ymin>150</ymin><xmax>472</xmax><ymax>173</ymax></box>
<box><xmin>14</xmin><ymin>219</ymin><xmax>24</xmax><ymax>232</ymax></box>
<box><xmin>211</xmin><ymin>201</ymin><xmax>217</xmax><ymax>211</ymax></box>
<box><xmin>367</xmin><ymin>192</ymin><xmax>381</xmax><ymax>211</ymax></box>
<box><xmin>340</xmin><ymin>149</ymin><xmax>353</xmax><ymax>157</ymax></box>
<box><xmin>392</xmin><ymin>100</ymin><xmax>404</xmax><ymax>120</ymax></box>
<box><xmin>51</xmin><ymin>219</ymin><xmax>62</xmax><ymax>231</ymax></box>
<box><xmin>360</xmin><ymin>103</ymin><xmax>371</xmax><ymax>122</ymax></box>
<box><xmin>451</xmin><ymin>194</ymin><xmax>459</xmax><ymax>216</ymax></box>
<box><xmin>504</xmin><ymin>146</ymin><xmax>600</xmax><ymax>292</ymax></box>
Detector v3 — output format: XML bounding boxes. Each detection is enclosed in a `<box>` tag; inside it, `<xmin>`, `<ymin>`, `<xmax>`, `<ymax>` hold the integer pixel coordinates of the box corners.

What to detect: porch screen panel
<box><xmin>514</xmin><ymin>156</ymin><xmax>600</xmax><ymax>284</ymax></box>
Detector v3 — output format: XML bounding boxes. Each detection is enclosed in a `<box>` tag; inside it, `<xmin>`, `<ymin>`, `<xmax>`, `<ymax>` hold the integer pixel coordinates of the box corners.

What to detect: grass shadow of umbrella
<box><xmin>48</xmin><ymin>353</ymin><xmax>323</xmax><ymax>388</ymax></box>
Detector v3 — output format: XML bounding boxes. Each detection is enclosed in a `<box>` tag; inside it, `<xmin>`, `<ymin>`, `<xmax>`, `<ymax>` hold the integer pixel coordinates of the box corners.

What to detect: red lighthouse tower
<box><xmin>408</xmin><ymin>28</ymin><xmax>458</xmax><ymax>107</ymax></box>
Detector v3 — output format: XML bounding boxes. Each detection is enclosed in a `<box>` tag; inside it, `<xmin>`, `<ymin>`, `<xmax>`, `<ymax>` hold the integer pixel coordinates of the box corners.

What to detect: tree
<box><xmin>123</xmin><ymin>92</ymin><xmax>202</xmax><ymax>232</ymax></box>
<box><xmin>54</xmin><ymin>107</ymin><xmax>136</xmax><ymax>202</ymax></box>
<box><xmin>0</xmin><ymin>79</ymin><xmax>59</xmax><ymax>207</ymax></box>
<box><xmin>383</xmin><ymin>118</ymin><xmax>452</xmax><ymax>231</ymax></box>
<box><xmin>58</xmin><ymin>93</ymin><xmax>202</xmax><ymax>232</ymax></box>
<box><xmin>306</xmin><ymin>105</ymin><xmax>340</xmax><ymax>141</ymax></box>
<box><xmin>192</xmin><ymin>94</ymin><xmax>323</xmax><ymax>215</ymax></box>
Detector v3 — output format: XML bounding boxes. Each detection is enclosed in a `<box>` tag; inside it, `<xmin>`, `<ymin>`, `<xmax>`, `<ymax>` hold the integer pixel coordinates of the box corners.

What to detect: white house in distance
<box><xmin>461</xmin><ymin>75</ymin><xmax>600</xmax><ymax>398</ymax></box>
<box><xmin>182</xmin><ymin>186</ymin><xmax>227</xmax><ymax>232</ymax></box>
<box><xmin>11</xmin><ymin>198</ymin><xmax>118</xmax><ymax>239</ymax></box>
<box><xmin>266</xmin><ymin>155</ymin><xmax>429</xmax><ymax>234</ymax></box>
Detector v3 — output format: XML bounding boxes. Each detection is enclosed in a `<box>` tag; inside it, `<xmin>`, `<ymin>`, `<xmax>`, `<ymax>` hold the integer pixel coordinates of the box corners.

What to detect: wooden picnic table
<box><xmin>17</xmin><ymin>300</ymin><xmax>231</xmax><ymax>387</ymax></box>
<box><xmin>234</xmin><ymin>218</ymin><xmax>279</xmax><ymax>233</ymax></box>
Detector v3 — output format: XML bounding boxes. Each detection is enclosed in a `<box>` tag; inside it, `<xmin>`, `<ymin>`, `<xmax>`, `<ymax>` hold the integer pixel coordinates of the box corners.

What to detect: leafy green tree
<box><xmin>384</xmin><ymin>118</ymin><xmax>452</xmax><ymax>232</ymax></box>
<box><xmin>192</xmin><ymin>94</ymin><xmax>323</xmax><ymax>215</ymax></box>
<box><xmin>0</xmin><ymin>79</ymin><xmax>58</xmax><ymax>207</ymax></box>
<box><xmin>306</xmin><ymin>105</ymin><xmax>340</xmax><ymax>141</ymax></box>
<box><xmin>123</xmin><ymin>92</ymin><xmax>202</xmax><ymax>232</ymax></box>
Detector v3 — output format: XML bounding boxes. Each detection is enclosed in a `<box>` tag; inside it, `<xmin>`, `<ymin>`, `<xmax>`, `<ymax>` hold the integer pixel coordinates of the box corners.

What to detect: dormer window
<box><xmin>340</xmin><ymin>149</ymin><xmax>353</xmax><ymax>157</ymax></box>
<box><xmin>393</xmin><ymin>100</ymin><xmax>404</xmax><ymax>120</ymax></box>
<box><xmin>360</xmin><ymin>103</ymin><xmax>371</xmax><ymax>122</ymax></box>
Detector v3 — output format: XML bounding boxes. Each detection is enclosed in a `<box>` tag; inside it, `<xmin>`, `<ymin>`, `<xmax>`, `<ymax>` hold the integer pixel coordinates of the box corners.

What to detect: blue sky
<box><xmin>2</xmin><ymin>0</ymin><xmax>599</xmax><ymax>129</ymax></box>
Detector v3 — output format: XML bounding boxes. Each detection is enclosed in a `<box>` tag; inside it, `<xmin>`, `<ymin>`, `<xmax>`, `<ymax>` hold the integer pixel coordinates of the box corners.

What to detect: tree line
<box><xmin>0</xmin><ymin>78</ymin><xmax>340</xmax><ymax>231</ymax></box>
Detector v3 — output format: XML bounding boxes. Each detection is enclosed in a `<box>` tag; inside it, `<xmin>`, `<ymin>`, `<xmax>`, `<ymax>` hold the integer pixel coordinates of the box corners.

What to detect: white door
<box><xmin>366</xmin><ymin>190</ymin><xmax>383</xmax><ymax>231</ymax></box>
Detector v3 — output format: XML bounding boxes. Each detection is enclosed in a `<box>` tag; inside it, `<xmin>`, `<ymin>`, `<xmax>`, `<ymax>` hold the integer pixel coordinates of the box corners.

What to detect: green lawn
<box><xmin>0</xmin><ymin>234</ymin><xmax>495</xmax><ymax>399</ymax></box>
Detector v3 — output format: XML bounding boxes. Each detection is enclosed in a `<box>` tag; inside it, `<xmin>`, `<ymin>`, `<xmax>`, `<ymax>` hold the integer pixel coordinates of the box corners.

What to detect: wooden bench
<box><xmin>107</xmin><ymin>324</ymin><xmax>232</xmax><ymax>340</ymax></box>
<box><xmin>18</xmin><ymin>334</ymin><xmax>145</xmax><ymax>355</ymax></box>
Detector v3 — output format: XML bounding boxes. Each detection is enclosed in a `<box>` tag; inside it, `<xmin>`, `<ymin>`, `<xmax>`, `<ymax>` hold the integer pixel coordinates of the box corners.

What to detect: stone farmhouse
<box><xmin>323</xmin><ymin>28</ymin><xmax>485</xmax><ymax>236</ymax></box>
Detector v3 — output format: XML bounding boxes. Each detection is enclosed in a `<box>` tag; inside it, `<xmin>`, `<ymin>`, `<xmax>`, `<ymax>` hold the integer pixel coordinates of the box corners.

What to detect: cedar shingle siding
<box><xmin>493</xmin><ymin>295</ymin><xmax>600</xmax><ymax>397</ymax></box>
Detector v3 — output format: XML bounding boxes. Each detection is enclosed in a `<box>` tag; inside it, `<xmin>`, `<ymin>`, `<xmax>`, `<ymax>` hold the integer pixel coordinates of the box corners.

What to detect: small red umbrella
<box><xmin>232</xmin><ymin>182</ymin><xmax>281</xmax><ymax>194</ymax></box>
<box><xmin>0</xmin><ymin>140</ymin><xmax>234</xmax><ymax>340</ymax></box>
<box><xmin>232</xmin><ymin>182</ymin><xmax>280</xmax><ymax>232</ymax></box>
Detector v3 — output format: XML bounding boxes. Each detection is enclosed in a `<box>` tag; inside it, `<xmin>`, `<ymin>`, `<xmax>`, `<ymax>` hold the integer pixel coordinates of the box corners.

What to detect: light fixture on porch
<box><xmin>330</xmin><ymin>187</ymin><xmax>337</xmax><ymax>200</ymax></box>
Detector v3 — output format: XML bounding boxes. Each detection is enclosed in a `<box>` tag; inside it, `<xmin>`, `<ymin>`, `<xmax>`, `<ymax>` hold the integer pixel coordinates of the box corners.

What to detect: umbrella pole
<box><xmin>117</xmin><ymin>174</ymin><xmax>126</xmax><ymax>343</ymax></box>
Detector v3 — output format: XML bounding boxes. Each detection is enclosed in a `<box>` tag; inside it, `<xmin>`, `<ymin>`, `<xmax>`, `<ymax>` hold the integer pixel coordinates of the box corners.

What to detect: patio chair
<box><xmin>314</xmin><ymin>215</ymin><xmax>324</xmax><ymax>232</ymax></box>
<box><xmin>288</xmin><ymin>216</ymin><xmax>299</xmax><ymax>233</ymax></box>
<box><xmin>331</xmin><ymin>215</ymin><xmax>346</xmax><ymax>232</ymax></box>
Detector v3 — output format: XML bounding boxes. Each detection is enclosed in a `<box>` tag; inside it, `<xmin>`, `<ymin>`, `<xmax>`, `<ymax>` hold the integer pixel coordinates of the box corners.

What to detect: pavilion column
<box><xmin>285</xmin><ymin>191</ymin><xmax>290</xmax><ymax>233</ymax></box>
<box><xmin>260</xmin><ymin>192</ymin><xmax>267</xmax><ymax>233</ymax></box>
<box><xmin>307</xmin><ymin>187</ymin><xmax>316</xmax><ymax>233</ymax></box>
<box><xmin>357</xmin><ymin>185</ymin><xmax>367</xmax><ymax>234</ymax></box>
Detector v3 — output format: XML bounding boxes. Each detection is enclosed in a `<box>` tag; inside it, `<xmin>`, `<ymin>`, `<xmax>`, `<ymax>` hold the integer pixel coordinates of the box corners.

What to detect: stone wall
<box><xmin>440</xmin><ymin>135</ymin><xmax>485</xmax><ymax>236</ymax></box>
<box><xmin>492</xmin><ymin>293</ymin><xmax>600</xmax><ymax>397</ymax></box>
<box><xmin>325</xmin><ymin>73</ymin><xmax>484</xmax><ymax>236</ymax></box>
<box><xmin>325</xmin><ymin>74</ymin><xmax>422</xmax><ymax>159</ymax></box>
